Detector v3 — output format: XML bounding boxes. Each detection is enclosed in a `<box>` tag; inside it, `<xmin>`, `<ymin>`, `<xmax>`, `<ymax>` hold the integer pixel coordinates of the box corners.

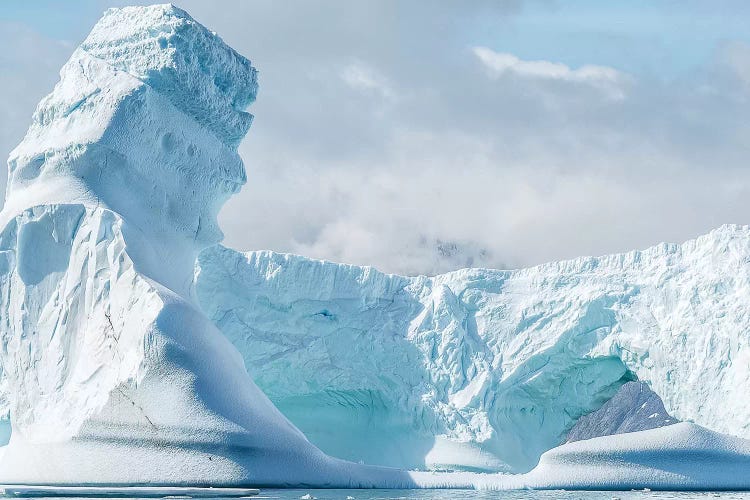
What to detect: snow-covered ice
<box><xmin>196</xmin><ymin>224</ymin><xmax>750</xmax><ymax>473</ymax></box>
<box><xmin>408</xmin><ymin>423</ymin><xmax>750</xmax><ymax>490</ymax></box>
<box><xmin>0</xmin><ymin>3</ymin><xmax>413</xmax><ymax>487</ymax></box>
<box><xmin>519</xmin><ymin>422</ymin><xmax>750</xmax><ymax>491</ymax></box>
<box><xmin>1</xmin><ymin>2</ymin><xmax>750</xmax><ymax>491</ymax></box>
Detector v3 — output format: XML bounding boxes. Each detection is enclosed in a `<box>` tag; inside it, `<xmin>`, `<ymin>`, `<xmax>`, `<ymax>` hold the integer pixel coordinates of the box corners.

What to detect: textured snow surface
<box><xmin>518</xmin><ymin>423</ymin><xmax>750</xmax><ymax>490</ymax></box>
<box><xmin>396</xmin><ymin>423</ymin><xmax>750</xmax><ymax>490</ymax></box>
<box><xmin>2</xmin><ymin>2</ymin><xmax>750</xmax><ymax>490</ymax></box>
<box><xmin>418</xmin><ymin>423</ymin><xmax>750</xmax><ymax>490</ymax></box>
<box><xmin>80</xmin><ymin>4</ymin><xmax>257</xmax><ymax>147</ymax></box>
<box><xmin>197</xmin><ymin>224</ymin><xmax>750</xmax><ymax>473</ymax></box>
<box><xmin>566</xmin><ymin>381</ymin><xmax>678</xmax><ymax>443</ymax></box>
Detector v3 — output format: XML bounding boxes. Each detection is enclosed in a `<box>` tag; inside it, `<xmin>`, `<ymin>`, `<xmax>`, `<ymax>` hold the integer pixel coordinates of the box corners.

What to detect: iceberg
<box><xmin>196</xmin><ymin>224</ymin><xmax>750</xmax><ymax>473</ymax></box>
<box><xmin>2</xmin><ymin>2</ymin><xmax>750</xmax><ymax>491</ymax></box>
<box><xmin>0</xmin><ymin>4</ymin><xmax>413</xmax><ymax>487</ymax></box>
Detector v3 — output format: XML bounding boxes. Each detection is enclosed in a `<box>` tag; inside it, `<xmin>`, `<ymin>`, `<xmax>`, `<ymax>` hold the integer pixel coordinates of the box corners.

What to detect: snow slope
<box><xmin>415</xmin><ymin>423</ymin><xmax>750</xmax><ymax>491</ymax></box>
<box><xmin>196</xmin><ymin>224</ymin><xmax>750</xmax><ymax>473</ymax></box>
<box><xmin>518</xmin><ymin>422</ymin><xmax>750</xmax><ymax>491</ymax></box>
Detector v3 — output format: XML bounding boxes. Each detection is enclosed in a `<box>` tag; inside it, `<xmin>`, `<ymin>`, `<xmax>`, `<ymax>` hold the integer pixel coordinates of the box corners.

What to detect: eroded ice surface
<box><xmin>197</xmin><ymin>224</ymin><xmax>750</xmax><ymax>473</ymax></box>
<box><xmin>0</xmin><ymin>4</ymin><xmax>413</xmax><ymax>487</ymax></box>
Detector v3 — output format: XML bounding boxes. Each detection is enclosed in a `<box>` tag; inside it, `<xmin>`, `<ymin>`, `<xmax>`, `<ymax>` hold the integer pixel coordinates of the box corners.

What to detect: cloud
<box><xmin>3</xmin><ymin>1</ymin><xmax>750</xmax><ymax>276</ymax></box>
<box><xmin>720</xmin><ymin>41</ymin><xmax>750</xmax><ymax>87</ymax></box>
<box><xmin>473</xmin><ymin>46</ymin><xmax>628</xmax><ymax>99</ymax></box>
<box><xmin>340</xmin><ymin>61</ymin><xmax>395</xmax><ymax>100</ymax></box>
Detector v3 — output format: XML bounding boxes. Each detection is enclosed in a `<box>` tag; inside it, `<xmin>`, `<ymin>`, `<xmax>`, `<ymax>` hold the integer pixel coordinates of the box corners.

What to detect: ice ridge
<box><xmin>566</xmin><ymin>381</ymin><xmax>678</xmax><ymax>443</ymax></box>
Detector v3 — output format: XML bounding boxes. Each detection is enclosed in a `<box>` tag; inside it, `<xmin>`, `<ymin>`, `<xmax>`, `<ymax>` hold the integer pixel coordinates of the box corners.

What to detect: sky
<box><xmin>2</xmin><ymin>1</ymin><xmax>750</xmax><ymax>275</ymax></box>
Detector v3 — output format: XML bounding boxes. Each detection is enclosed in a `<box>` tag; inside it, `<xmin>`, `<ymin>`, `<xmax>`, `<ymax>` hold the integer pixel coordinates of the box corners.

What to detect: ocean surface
<box><xmin>0</xmin><ymin>491</ymin><xmax>748</xmax><ymax>499</ymax></box>
<box><xmin>259</xmin><ymin>491</ymin><xmax>750</xmax><ymax>500</ymax></box>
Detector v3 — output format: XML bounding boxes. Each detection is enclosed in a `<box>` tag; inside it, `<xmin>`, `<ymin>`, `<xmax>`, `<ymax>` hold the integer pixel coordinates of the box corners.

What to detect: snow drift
<box><xmin>2</xmin><ymin>2</ymin><xmax>750</xmax><ymax>491</ymax></box>
<box><xmin>518</xmin><ymin>422</ymin><xmax>750</xmax><ymax>491</ymax></box>
<box><xmin>440</xmin><ymin>423</ymin><xmax>750</xmax><ymax>491</ymax></box>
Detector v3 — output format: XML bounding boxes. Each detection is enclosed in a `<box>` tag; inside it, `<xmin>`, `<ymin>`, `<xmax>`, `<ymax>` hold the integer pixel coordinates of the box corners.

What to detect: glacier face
<box><xmin>196</xmin><ymin>225</ymin><xmax>750</xmax><ymax>473</ymax></box>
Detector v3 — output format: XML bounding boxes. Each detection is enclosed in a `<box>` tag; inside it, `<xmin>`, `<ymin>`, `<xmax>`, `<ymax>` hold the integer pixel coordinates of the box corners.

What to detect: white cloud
<box><xmin>340</xmin><ymin>61</ymin><xmax>395</xmax><ymax>100</ymax></box>
<box><xmin>5</xmin><ymin>1</ymin><xmax>750</xmax><ymax>276</ymax></box>
<box><xmin>473</xmin><ymin>46</ymin><xmax>628</xmax><ymax>99</ymax></box>
<box><xmin>721</xmin><ymin>41</ymin><xmax>750</xmax><ymax>87</ymax></box>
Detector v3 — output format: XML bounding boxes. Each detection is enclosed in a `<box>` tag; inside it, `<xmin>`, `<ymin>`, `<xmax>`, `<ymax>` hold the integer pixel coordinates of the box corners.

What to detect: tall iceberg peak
<box><xmin>4</xmin><ymin>4</ymin><xmax>257</xmax><ymax>297</ymax></box>
<box><xmin>0</xmin><ymin>5</ymin><xmax>413</xmax><ymax>487</ymax></box>
<box><xmin>5</xmin><ymin>3</ymin><xmax>256</xmax><ymax>215</ymax></box>
<box><xmin>80</xmin><ymin>4</ymin><xmax>258</xmax><ymax>147</ymax></box>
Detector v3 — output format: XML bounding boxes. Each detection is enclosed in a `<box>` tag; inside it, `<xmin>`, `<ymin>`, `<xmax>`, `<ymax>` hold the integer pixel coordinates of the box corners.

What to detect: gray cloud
<box><xmin>2</xmin><ymin>2</ymin><xmax>750</xmax><ymax>275</ymax></box>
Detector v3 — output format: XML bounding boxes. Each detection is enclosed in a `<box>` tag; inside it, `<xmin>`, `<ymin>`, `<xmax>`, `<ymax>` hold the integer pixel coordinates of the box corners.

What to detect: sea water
<box><xmin>261</xmin><ymin>491</ymin><xmax>750</xmax><ymax>500</ymax></box>
<box><xmin>0</xmin><ymin>490</ymin><xmax>748</xmax><ymax>499</ymax></box>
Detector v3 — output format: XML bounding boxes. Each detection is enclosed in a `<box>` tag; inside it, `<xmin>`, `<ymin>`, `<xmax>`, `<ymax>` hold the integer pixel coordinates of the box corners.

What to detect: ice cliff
<box><xmin>196</xmin><ymin>224</ymin><xmax>750</xmax><ymax>473</ymax></box>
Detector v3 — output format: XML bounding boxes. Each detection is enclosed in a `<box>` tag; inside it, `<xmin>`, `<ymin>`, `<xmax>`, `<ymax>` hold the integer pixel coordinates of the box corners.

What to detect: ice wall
<box><xmin>196</xmin><ymin>224</ymin><xmax>750</xmax><ymax>473</ymax></box>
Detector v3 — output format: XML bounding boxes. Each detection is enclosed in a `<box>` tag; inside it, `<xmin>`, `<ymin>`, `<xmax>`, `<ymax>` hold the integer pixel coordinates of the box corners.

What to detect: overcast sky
<box><xmin>2</xmin><ymin>1</ymin><xmax>750</xmax><ymax>275</ymax></box>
